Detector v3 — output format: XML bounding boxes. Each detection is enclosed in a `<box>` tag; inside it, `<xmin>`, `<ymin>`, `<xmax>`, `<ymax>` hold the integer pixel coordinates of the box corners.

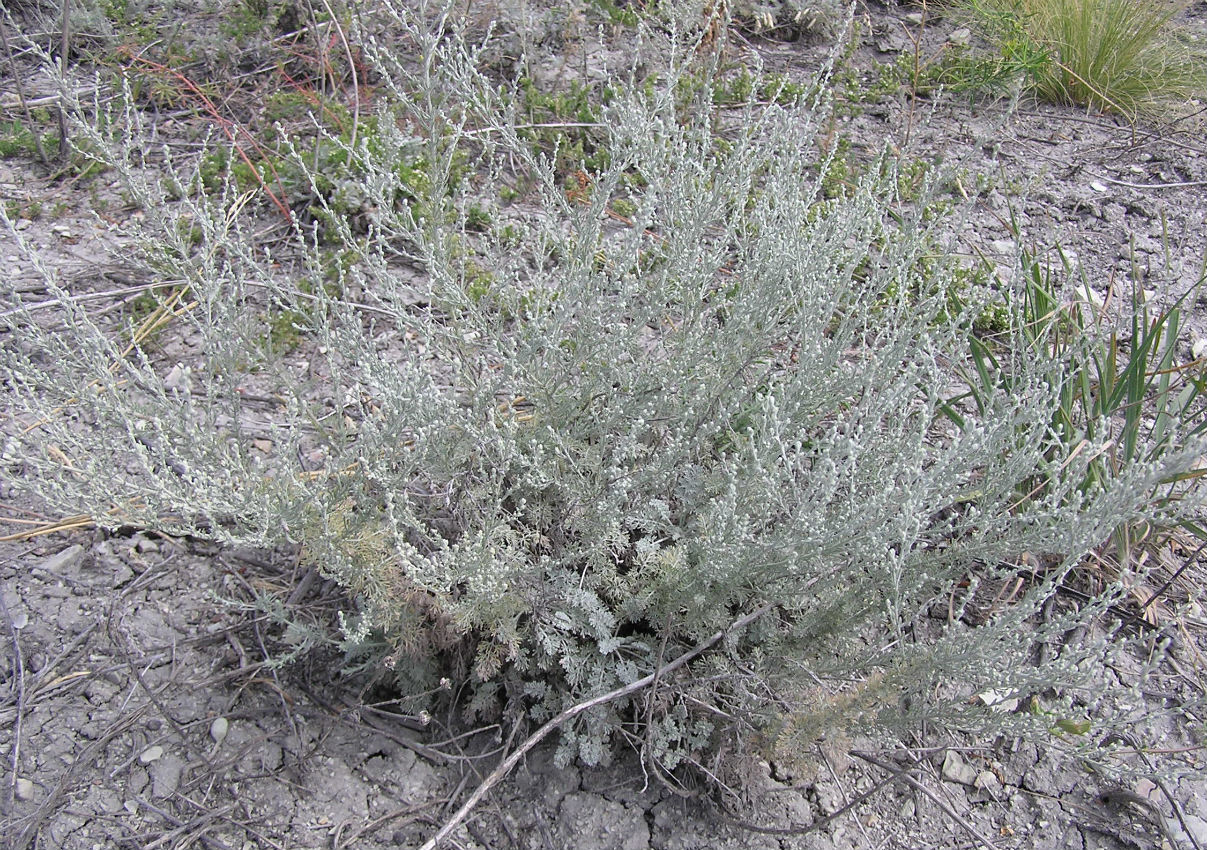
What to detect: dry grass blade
<box><xmin>56</xmin><ymin>0</ymin><xmax>68</xmax><ymax>159</ymax></box>
<box><xmin>0</xmin><ymin>514</ymin><xmax>95</xmax><ymax>541</ymax></box>
<box><xmin>0</xmin><ymin>587</ymin><xmax>27</xmax><ymax>814</ymax></box>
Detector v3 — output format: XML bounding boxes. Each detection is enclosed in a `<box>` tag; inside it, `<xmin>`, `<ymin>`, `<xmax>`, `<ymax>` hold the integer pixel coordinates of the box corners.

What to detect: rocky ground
<box><xmin>3</xmin><ymin>1</ymin><xmax>1207</xmax><ymax>848</ymax></box>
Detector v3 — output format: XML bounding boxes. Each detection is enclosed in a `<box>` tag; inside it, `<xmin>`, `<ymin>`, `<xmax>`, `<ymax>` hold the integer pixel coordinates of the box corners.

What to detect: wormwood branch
<box><xmin>117</xmin><ymin>49</ymin><xmax>294</xmax><ymax>222</ymax></box>
<box><xmin>418</xmin><ymin>603</ymin><xmax>777</xmax><ymax>850</ymax></box>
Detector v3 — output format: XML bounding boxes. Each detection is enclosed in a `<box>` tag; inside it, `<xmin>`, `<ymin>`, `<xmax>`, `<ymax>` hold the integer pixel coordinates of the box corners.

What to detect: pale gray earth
<box><xmin>3</xmin><ymin>1</ymin><xmax>1207</xmax><ymax>848</ymax></box>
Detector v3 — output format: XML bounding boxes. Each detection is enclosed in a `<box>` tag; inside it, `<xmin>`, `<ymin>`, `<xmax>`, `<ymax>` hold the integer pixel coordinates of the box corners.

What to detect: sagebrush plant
<box><xmin>953</xmin><ymin>0</ymin><xmax>1206</xmax><ymax>118</ymax></box>
<box><xmin>2</xmin><ymin>0</ymin><xmax>1204</xmax><ymax>778</ymax></box>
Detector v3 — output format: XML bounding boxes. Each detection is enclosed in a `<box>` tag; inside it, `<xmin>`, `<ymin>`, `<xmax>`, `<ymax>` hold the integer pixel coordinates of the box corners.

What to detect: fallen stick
<box><xmin>852</xmin><ymin>751</ymin><xmax>999</xmax><ymax>850</ymax></box>
<box><xmin>418</xmin><ymin>602</ymin><xmax>777</xmax><ymax>850</ymax></box>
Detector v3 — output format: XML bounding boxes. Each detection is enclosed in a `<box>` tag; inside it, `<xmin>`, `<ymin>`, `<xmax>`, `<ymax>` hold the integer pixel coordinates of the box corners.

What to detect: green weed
<box><xmin>0</xmin><ymin>119</ymin><xmax>56</xmax><ymax>160</ymax></box>
<box><xmin>517</xmin><ymin>77</ymin><xmax>610</xmax><ymax>176</ymax></box>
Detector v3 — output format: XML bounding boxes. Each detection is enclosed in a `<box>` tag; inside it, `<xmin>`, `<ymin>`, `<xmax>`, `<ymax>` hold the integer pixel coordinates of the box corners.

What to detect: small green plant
<box><xmin>265</xmin><ymin>309</ymin><xmax>306</xmax><ymax>353</ymax></box>
<box><xmin>587</xmin><ymin>0</ymin><xmax>643</xmax><ymax>27</ymax></box>
<box><xmin>517</xmin><ymin>77</ymin><xmax>610</xmax><ymax>176</ymax></box>
<box><xmin>954</xmin><ymin>0</ymin><xmax>1207</xmax><ymax>118</ymax></box>
<box><xmin>3</xmin><ymin>199</ymin><xmax>43</xmax><ymax>221</ymax></box>
<box><xmin>0</xmin><ymin>118</ymin><xmax>56</xmax><ymax>160</ymax></box>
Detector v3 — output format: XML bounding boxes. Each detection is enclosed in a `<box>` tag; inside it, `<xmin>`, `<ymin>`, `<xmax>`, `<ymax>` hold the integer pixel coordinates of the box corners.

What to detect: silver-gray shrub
<box><xmin>3</xmin><ymin>0</ymin><xmax>1203</xmax><ymax>774</ymax></box>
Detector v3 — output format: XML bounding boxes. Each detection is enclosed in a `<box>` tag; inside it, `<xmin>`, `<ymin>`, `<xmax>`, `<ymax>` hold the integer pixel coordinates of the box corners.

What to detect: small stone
<box><xmin>128</xmin><ymin>766</ymin><xmax>149</xmax><ymax>796</ymax></box>
<box><xmin>904</xmin><ymin>12</ymin><xmax>924</xmax><ymax>25</ymax></box>
<box><xmin>974</xmin><ymin>770</ymin><xmax>1000</xmax><ymax>790</ymax></box>
<box><xmin>876</xmin><ymin>33</ymin><xmax>908</xmax><ymax>53</ymax></box>
<box><xmin>815</xmin><ymin>781</ymin><xmax>844</xmax><ymax>814</ymax></box>
<box><xmin>1077</xmin><ymin>284</ymin><xmax>1105</xmax><ymax>309</ymax></box>
<box><xmin>139</xmin><ymin>745</ymin><xmax>164</xmax><ymax>764</ymax></box>
<box><xmin>41</xmin><ymin>544</ymin><xmax>84</xmax><ymax>573</ymax></box>
<box><xmin>1179</xmin><ymin>814</ymin><xmax>1207</xmax><ymax>847</ymax></box>
<box><xmin>210</xmin><ymin>716</ymin><xmax>229</xmax><ymax>745</ymax></box>
<box><xmin>9</xmin><ymin>607</ymin><xmax>28</xmax><ymax>630</ymax></box>
<box><xmin>942</xmin><ymin>750</ymin><xmax>979</xmax><ymax>786</ymax></box>
<box><xmin>974</xmin><ymin>689</ymin><xmax>1019</xmax><ymax>712</ymax></box>
<box><xmin>1090</xmin><ymin>181</ymin><xmax>1108</xmax><ymax>192</ymax></box>
<box><xmin>15</xmin><ymin>777</ymin><xmax>35</xmax><ymax>800</ymax></box>
<box><xmin>149</xmin><ymin>755</ymin><xmax>184</xmax><ymax>798</ymax></box>
<box><xmin>949</xmin><ymin>27</ymin><xmax>971</xmax><ymax>45</ymax></box>
<box><xmin>1134</xmin><ymin>778</ymin><xmax>1160</xmax><ymax>802</ymax></box>
<box><xmin>1191</xmin><ymin>338</ymin><xmax>1206</xmax><ymax>360</ymax></box>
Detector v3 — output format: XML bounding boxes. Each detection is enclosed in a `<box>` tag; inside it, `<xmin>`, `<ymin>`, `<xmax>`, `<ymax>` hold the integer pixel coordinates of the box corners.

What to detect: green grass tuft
<box><xmin>958</xmin><ymin>0</ymin><xmax>1207</xmax><ymax>119</ymax></box>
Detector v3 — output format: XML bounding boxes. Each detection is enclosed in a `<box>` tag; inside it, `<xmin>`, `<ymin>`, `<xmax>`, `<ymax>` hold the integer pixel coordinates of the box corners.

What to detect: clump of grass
<box><xmin>958</xmin><ymin>0</ymin><xmax>1207</xmax><ymax>119</ymax></box>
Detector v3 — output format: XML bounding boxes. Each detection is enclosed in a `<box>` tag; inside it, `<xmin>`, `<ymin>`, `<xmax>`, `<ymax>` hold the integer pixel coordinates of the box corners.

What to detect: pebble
<box><xmin>974</xmin><ymin>688</ymin><xmax>1019</xmax><ymax>712</ymax></box>
<box><xmin>150</xmin><ymin>755</ymin><xmax>184</xmax><ymax>798</ymax></box>
<box><xmin>210</xmin><ymin>716</ymin><xmax>229</xmax><ymax>745</ymax></box>
<box><xmin>163</xmin><ymin>363</ymin><xmax>191</xmax><ymax>393</ymax></box>
<box><xmin>9</xmin><ymin>607</ymin><xmax>28</xmax><ymax>630</ymax></box>
<box><xmin>1076</xmin><ymin>283</ymin><xmax>1105</xmax><ymax>308</ymax></box>
<box><xmin>15</xmin><ymin>777</ymin><xmax>35</xmax><ymax>801</ymax></box>
<box><xmin>41</xmin><ymin>545</ymin><xmax>84</xmax><ymax>574</ymax></box>
<box><xmin>941</xmin><ymin>750</ymin><xmax>979</xmax><ymax>786</ymax></box>
<box><xmin>973</xmin><ymin>770</ymin><xmax>1002</xmax><ymax>797</ymax></box>
<box><xmin>1179</xmin><ymin>814</ymin><xmax>1207</xmax><ymax>847</ymax></box>
<box><xmin>139</xmin><ymin>745</ymin><xmax>164</xmax><ymax>764</ymax></box>
<box><xmin>1090</xmin><ymin>181</ymin><xmax>1108</xmax><ymax>192</ymax></box>
<box><xmin>1192</xmin><ymin>338</ymin><xmax>1206</xmax><ymax>360</ymax></box>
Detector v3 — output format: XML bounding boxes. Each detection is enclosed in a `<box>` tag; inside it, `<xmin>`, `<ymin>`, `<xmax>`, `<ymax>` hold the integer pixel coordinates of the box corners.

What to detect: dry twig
<box><xmin>0</xmin><ymin>587</ymin><xmax>27</xmax><ymax>813</ymax></box>
<box><xmin>852</xmin><ymin>751</ymin><xmax>999</xmax><ymax>850</ymax></box>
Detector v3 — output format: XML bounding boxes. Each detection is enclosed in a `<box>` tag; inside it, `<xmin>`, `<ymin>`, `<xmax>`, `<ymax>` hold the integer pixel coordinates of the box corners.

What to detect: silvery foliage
<box><xmin>2</xmin><ymin>0</ymin><xmax>1202</xmax><ymax>772</ymax></box>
